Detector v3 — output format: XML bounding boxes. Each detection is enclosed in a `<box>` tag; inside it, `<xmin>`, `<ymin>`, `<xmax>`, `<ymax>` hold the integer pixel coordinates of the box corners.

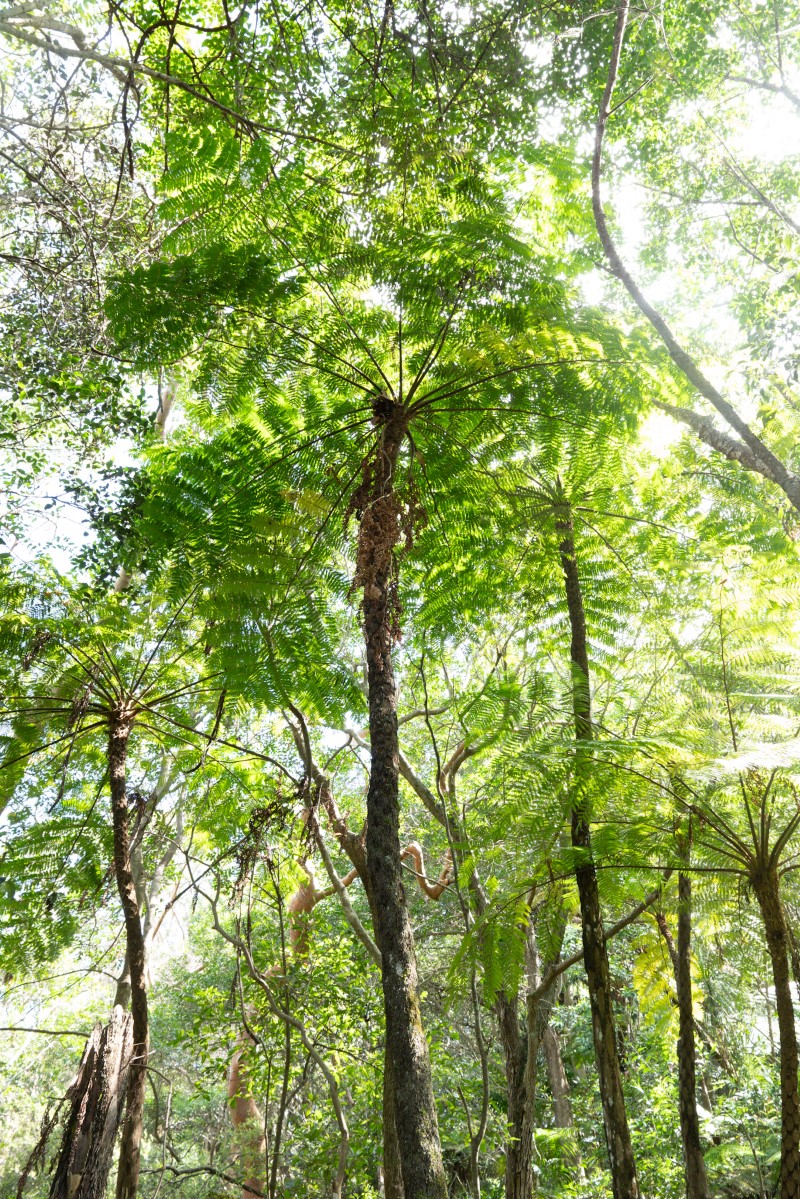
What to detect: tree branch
<box><xmin>592</xmin><ymin>0</ymin><xmax>800</xmax><ymax>511</ymax></box>
<box><xmin>652</xmin><ymin>399</ymin><xmax>783</xmax><ymax>481</ymax></box>
<box><xmin>0</xmin><ymin>1026</ymin><xmax>89</xmax><ymax>1037</ymax></box>
<box><xmin>528</xmin><ymin>876</ymin><xmax>671</xmax><ymax>1005</ymax></box>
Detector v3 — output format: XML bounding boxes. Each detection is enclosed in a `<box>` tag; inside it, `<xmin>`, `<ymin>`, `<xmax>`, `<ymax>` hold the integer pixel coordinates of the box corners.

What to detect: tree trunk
<box><xmin>527</xmin><ymin>909</ymin><xmax>583</xmax><ymax>1180</ymax></box>
<box><xmin>114</xmin><ymin>964</ymin><xmax>132</xmax><ymax>1011</ymax></box>
<box><xmin>357</xmin><ymin>397</ymin><xmax>446</xmax><ymax>1199</ymax></box>
<box><xmin>466</xmin><ymin>872</ymin><xmax>533</xmax><ymax>1199</ymax></box>
<box><xmin>46</xmin><ymin>1007</ymin><xmax>133</xmax><ymax>1199</ymax></box>
<box><xmin>675</xmin><ymin>869</ymin><xmax>710</xmax><ymax>1199</ymax></box>
<box><xmin>557</xmin><ymin>501</ymin><xmax>640</xmax><ymax>1199</ymax></box>
<box><xmin>753</xmin><ymin>866</ymin><xmax>800</xmax><ymax>1199</ymax></box>
<box><xmin>228</xmin><ymin>1030</ymin><xmax>268</xmax><ymax>1199</ymax></box>
<box><xmin>383</xmin><ymin>1044</ymin><xmax>406</xmax><ymax>1199</ymax></box>
<box><xmin>108</xmin><ymin>712</ymin><xmax>149</xmax><ymax>1199</ymax></box>
<box><xmin>494</xmin><ymin>991</ymin><xmax>532</xmax><ymax>1199</ymax></box>
<box><xmin>114</xmin><ymin>844</ymin><xmax>147</xmax><ymax>1012</ymax></box>
<box><xmin>316</xmin><ymin>775</ymin><xmax>406</xmax><ymax>1199</ymax></box>
<box><xmin>540</xmin><ymin>1026</ymin><xmax>572</xmax><ymax>1129</ymax></box>
<box><xmin>658</xmin><ymin>870</ymin><xmax>711</xmax><ymax>1199</ymax></box>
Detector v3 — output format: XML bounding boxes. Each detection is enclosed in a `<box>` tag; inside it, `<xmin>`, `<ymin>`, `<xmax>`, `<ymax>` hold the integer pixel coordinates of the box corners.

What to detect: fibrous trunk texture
<box><xmin>358</xmin><ymin>398</ymin><xmax>447</xmax><ymax>1199</ymax></box>
<box><xmin>495</xmin><ymin>991</ymin><xmax>532</xmax><ymax>1199</ymax></box>
<box><xmin>108</xmin><ymin>713</ymin><xmax>149</xmax><ymax>1199</ymax></box>
<box><xmin>753</xmin><ymin>867</ymin><xmax>800</xmax><ymax>1198</ymax></box>
<box><xmin>46</xmin><ymin>1007</ymin><xmax>133</xmax><ymax>1199</ymax></box>
<box><xmin>382</xmin><ymin>1042</ymin><xmax>406</xmax><ymax>1199</ymax></box>
<box><xmin>675</xmin><ymin>869</ymin><xmax>710</xmax><ymax>1199</ymax></box>
<box><xmin>557</xmin><ymin>504</ymin><xmax>640</xmax><ymax>1199</ymax></box>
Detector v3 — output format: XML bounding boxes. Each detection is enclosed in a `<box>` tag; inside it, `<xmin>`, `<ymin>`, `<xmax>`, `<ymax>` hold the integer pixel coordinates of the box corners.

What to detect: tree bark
<box><xmin>494</xmin><ymin>991</ymin><xmax>532</xmax><ymax>1199</ymax></box>
<box><xmin>541</xmin><ymin>1025</ymin><xmax>575</xmax><ymax>1132</ymax></box>
<box><xmin>526</xmin><ymin>912</ymin><xmax>584</xmax><ymax>1185</ymax></box>
<box><xmin>314</xmin><ymin>771</ymin><xmax>406</xmax><ymax>1199</ymax></box>
<box><xmin>382</xmin><ymin>1042</ymin><xmax>406</xmax><ymax>1199</ymax></box>
<box><xmin>557</xmin><ymin>500</ymin><xmax>640</xmax><ymax>1199</ymax></box>
<box><xmin>108</xmin><ymin>712</ymin><xmax>149</xmax><ymax>1199</ymax></box>
<box><xmin>356</xmin><ymin>399</ymin><xmax>446</xmax><ymax>1198</ymax></box>
<box><xmin>675</xmin><ymin>869</ymin><xmax>711</xmax><ymax>1199</ymax></box>
<box><xmin>46</xmin><ymin>1007</ymin><xmax>133</xmax><ymax>1199</ymax></box>
<box><xmin>753</xmin><ymin>866</ymin><xmax>800</xmax><ymax>1198</ymax></box>
<box><xmin>657</xmin><ymin>867</ymin><xmax>711</xmax><ymax>1199</ymax></box>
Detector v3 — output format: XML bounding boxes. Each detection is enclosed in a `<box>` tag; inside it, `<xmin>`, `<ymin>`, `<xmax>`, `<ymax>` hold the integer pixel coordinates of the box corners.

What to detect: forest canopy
<box><xmin>2</xmin><ymin>2</ymin><xmax>800</xmax><ymax>1198</ymax></box>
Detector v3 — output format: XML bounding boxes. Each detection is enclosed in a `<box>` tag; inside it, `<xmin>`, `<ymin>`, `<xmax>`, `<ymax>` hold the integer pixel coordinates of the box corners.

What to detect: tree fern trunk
<box><xmin>108</xmin><ymin>713</ymin><xmax>149</xmax><ymax>1199</ymax></box>
<box><xmin>676</xmin><ymin>862</ymin><xmax>710</xmax><ymax>1199</ymax></box>
<box><xmin>382</xmin><ymin>1043</ymin><xmax>406</xmax><ymax>1199</ymax></box>
<box><xmin>358</xmin><ymin>398</ymin><xmax>447</xmax><ymax>1199</ymax></box>
<box><xmin>753</xmin><ymin>866</ymin><xmax>800</xmax><ymax>1198</ymax></box>
<box><xmin>317</xmin><ymin>786</ymin><xmax>406</xmax><ymax>1199</ymax></box>
<box><xmin>494</xmin><ymin>991</ymin><xmax>532</xmax><ymax>1199</ymax></box>
<box><xmin>557</xmin><ymin>502</ymin><xmax>640</xmax><ymax>1199</ymax></box>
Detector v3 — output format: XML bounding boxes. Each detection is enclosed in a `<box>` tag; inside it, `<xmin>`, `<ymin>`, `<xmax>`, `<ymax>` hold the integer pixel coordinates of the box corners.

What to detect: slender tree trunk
<box><xmin>494</xmin><ymin>991</ymin><xmax>532</xmax><ymax>1199</ymax></box>
<box><xmin>556</xmin><ymin>500</ymin><xmax>640</xmax><ymax>1199</ymax></box>
<box><xmin>357</xmin><ymin>397</ymin><xmax>446</xmax><ymax>1199</ymax></box>
<box><xmin>108</xmin><ymin>712</ymin><xmax>149</xmax><ymax>1199</ymax></box>
<box><xmin>676</xmin><ymin>867</ymin><xmax>710</xmax><ymax>1199</ymax></box>
<box><xmin>466</xmin><ymin>872</ymin><xmax>533</xmax><ymax>1199</ymax></box>
<box><xmin>753</xmin><ymin>866</ymin><xmax>800</xmax><ymax>1198</ymax></box>
<box><xmin>526</xmin><ymin>914</ymin><xmax>583</xmax><ymax>1183</ymax></box>
<box><xmin>315</xmin><ymin>775</ymin><xmax>405</xmax><ymax>1199</ymax></box>
<box><xmin>658</xmin><ymin>870</ymin><xmax>711</xmax><ymax>1199</ymax></box>
<box><xmin>541</xmin><ymin>1026</ymin><xmax>575</xmax><ymax>1131</ymax></box>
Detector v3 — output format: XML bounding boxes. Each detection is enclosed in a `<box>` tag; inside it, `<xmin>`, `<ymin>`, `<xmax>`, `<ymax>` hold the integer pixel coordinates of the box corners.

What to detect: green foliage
<box><xmin>5</xmin><ymin>1</ymin><xmax>800</xmax><ymax>1196</ymax></box>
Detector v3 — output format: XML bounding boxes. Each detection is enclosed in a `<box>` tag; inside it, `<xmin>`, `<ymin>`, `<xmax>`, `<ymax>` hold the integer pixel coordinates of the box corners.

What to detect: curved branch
<box><xmin>592</xmin><ymin>0</ymin><xmax>800</xmax><ymax>512</ymax></box>
<box><xmin>315</xmin><ymin>833</ymin><xmax>382</xmax><ymax>966</ymax></box>
<box><xmin>0</xmin><ymin>16</ymin><xmax>346</xmax><ymax>151</ymax></box>
<box><xmin>400</xmin><ymin>841</ymin><xmax>453</xmax><ymax>900</ymax></box>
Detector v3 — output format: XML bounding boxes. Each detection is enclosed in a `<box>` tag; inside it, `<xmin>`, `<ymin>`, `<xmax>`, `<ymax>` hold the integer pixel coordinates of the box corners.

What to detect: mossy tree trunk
<box><xmin>556</xmin><ymin>500</ymin><xmax>640</xmax><ymax>1199</ymax></box>
<box><xmin>108</xmin><ymin>711</ymin><xmax>149</xmax><ymax>1199</ymax></box>
<box><xmin>357</xmin><ymin>397</ymin><xmax>447</xmax><ymax>1199</ymax></box>
<box><xmin>752</xmin><ymin>865</ymin><xmax>800</xmax><ymax>1199</ymax></box>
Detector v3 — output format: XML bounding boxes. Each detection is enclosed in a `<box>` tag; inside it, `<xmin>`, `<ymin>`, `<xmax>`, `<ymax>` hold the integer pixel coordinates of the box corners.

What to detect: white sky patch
<box><xmin>638</xmin><ymin>409</ymin><xmax>683</xmax><ymax>458</ymax></box>
<box><xmin>736</xmin><ymin>94</ymin><xmax>800</xmax><ymax>168</ymax></box>
<box><xmin>3</xmin><ymin>380</ymin><xmax>161</xmax><ymax>575</ymax></box>
<box><xmin>523</xmin><ymin>38</ymin><xmax>554</xmax><ymax>69</ymax></box>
